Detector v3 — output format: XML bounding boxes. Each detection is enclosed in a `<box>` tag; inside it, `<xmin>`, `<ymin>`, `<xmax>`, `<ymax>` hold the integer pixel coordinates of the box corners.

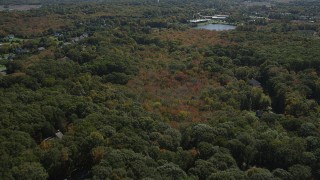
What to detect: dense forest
<box><xmin>1</xmin><ymin>0</ymin><xmax>320</xmax><ymax>179</ymax></box>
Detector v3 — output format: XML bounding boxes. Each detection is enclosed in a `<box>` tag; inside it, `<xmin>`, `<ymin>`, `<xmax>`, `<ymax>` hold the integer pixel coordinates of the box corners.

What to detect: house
<box><xmin>72</xmin><ymin>33</ymin><xmax>89</xmax><ymax>43</ymax></box>
<box><xmin>7</xmin><ymin>54</ymin><xmax>15</xmax><ymax>60</ymax></box>
<box><xmin>71</xmin><ymin>33</ymin><xmax>89</xmax><ymax>43</ymax></box>
<box><xmin>38</xmin><ymin>47</ymin><xmax>45</xmax><ymax>51</ymax></box>
<box><xmin>54</xmin><ymin>33</ymin><xmax>63</xmax><ymax>37</ymax></box>
<box><xmin>3</xmin><ymin>35</ymin><xmax>15</xmax><ymax>41</ymax></box>
<box><xmin>63</xmin><ymin>42</ymin><xmax>72</xmax><ymax>46</ymax></box>
<box><xmin>202</xmin><ymin>15</ymin><xmax>230</xmax><ymax>20</ymax></box>
<box><xmin>8</xmin><ymin>35</ymin><xmax>15</xmax><ymax>39</ymax></box>
<box><xmin>15</xmin><ymin>48</ymin><xmax>29</xmax><ymax>54</ymax></box>
<box><xmin>256</xmin><ymin>110</ymin><xmax>263</xmax><ymax>118</ymax></box>
<box><xmin>79</xmin><ymin>33</ymin><xmax>88</xmax><ymax>41</ymax></box>
<box><xmin>249</xmin><ymin>79</ymin><xmax>262</xmax><ymax>88</ymax></box>
<box><xmin>55</xmin><ymin>130</ymin><xmax>64</xmax><ymax>139</ymax></box>
<box><xmin>189</xmin><ymin>19</ymin><xmax>210</xmax><ymax>23</ymax></box>
<box><xmin>40</xmin><ymin>130</ymin><xmax>64</xmax><ymax>148</ymax></box>
<box><xmin>80</xmin><ymin>33</ymin><xmax>88</xmax><ymax>39</ymax></box>
<box><xmin>72</xmin><ymin>37</ymin><xmax>80</xmax><ymax>43</ymax></box>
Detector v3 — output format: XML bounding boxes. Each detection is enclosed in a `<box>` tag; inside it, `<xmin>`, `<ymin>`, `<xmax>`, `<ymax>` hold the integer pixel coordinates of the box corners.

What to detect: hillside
<box><xmin>1</xmin><ymin>0</ymin><xmax>320</xmax><ymax>179</ymax></box>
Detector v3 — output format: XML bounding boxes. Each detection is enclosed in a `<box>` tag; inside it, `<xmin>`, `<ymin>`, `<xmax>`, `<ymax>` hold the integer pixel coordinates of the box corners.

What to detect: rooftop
<box><xmin>249</xmin><ymin>79</ymin><xmax>262</xmax><ymax>87</ymax></box>
<box><xmin>55</xmin><ymin>131</ymin><xmax>64</xmax><ymax>139</ymax></box>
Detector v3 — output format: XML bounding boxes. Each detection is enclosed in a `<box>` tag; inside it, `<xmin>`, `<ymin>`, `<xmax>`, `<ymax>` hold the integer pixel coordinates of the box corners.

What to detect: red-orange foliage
<box><xmin>128</xmin><ymin>28</ymin><xmax>234</xmax><ymax>125</ymax></box>
<box><xmin>155</xmin><ymin>29</ymin><xmax>231</xmax><ymax>48</ymax></box>
<box><xmin>0</xmin><ymin>14</ymin><xmax>71</xmax><ymax>37</ymax></box>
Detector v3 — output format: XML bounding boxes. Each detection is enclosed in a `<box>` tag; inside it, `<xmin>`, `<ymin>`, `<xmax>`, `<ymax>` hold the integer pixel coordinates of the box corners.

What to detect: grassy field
<box><xmin>0</xmin><ymin>5</ymin><xmax>41</xmax><ymax>11</ymax></box>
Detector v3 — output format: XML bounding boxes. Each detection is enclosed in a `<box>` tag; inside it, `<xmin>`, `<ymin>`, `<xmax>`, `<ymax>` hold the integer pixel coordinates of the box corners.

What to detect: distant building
<box><xmin>202</xmin><ymin>15</ymin><xmax>229</xmax><ymax>20</ymax></box>
<box><xmin>80</xmin><ymin>33</ymin><xmax>88</xmax><ymax>39</ymax></box>
<box><xmin>54</xmin><ymin>33</ymin><xmax>63</xmax><ymax>37</ymax></box>
<box><xmin>38</xmin><ymin>47</ymin><xmax>45</xmax><ymax>51</ymax></box>
<box><xmin>3</xmin><ymin>35</ymin><xmax>15</xmax><ymax>41</ymax></box>
<box><xmin>15</xmin><ymin>48</ymin><xmax>29</xmax><ymax>54</ymax></box>
<box><xmin>189</xmin><ymin>19</ymin><xmax>210</xmax><ymax>23</ymax></box>
<box><xmin>72</xmin><ymin>37</ymin><xmax>80</xmax><ymax>43</ymax></box>
<box><xmin>256</xmin><ymin>110</ymin><xmax>263</xmax><ymax>118</ymax></box>
<box><xmin>40</xmin><ymin>130</ymin><xmax>64</xmax><ymax>148</ymax></box>
<box><xmin>249</xmin><ymin>79</ymin><xmax>262</xmax><ymax>88</ymax></box>
<box><xmin>72</xmin><ymin>33</ymin><xmax>89</xmax><ymax>43</ymax></box>
<box><xmin>63</xmin><ymin>42</ymin><xmax>72</xmax><ymax>46</ymax></box>
<box><xmin>7</xmin><ymin>54</ymin><xmax>15</xmax><ymax>60</ymax></box>
<box><xmin>55</xmin><ymin>130</ymin><xmax>64</xmax><ymax>139</ymax></box>
<box><xmin>249</xmin><ymin>16</ymin><xmax>268</xmax><ymax>20</ymax></box>
<box><xmin>8</xmin><ymin>35</ymin><xmax>15</xmax><ymax>39</ymax></box>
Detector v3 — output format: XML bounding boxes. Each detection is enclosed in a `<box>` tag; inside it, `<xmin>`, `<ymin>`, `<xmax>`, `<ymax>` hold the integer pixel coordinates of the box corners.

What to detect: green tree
<box><xmin>157</xmin><ymin>163</ymin><xmax>187</xmax><ymax>180</ymax></box>
<box><xmin>11</xmin><ymin>162</ymin><xmax>48</xmax><ymax>180</ymax></box>
<box><xmin>272</xmin><ymin>168</ymin><xmax>292</xmax><ymax>180</ymax></box>
<box><xmin>246</xmin><ymin>167</ymin><xmax>273</xmax><ymax>180</ymax></box>
<box><xmin>288</xmin><ymin>164</ymin><xmax>311</xmax><ymax>180</ymax></box>
<box><xmin>209</xmin><ymin>168</ymin><xmax>248</xmax><ymax>180</ymax></box>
